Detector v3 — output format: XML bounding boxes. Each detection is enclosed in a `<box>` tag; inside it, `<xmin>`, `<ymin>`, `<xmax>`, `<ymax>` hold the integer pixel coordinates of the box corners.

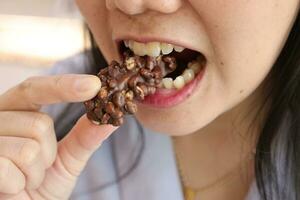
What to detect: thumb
<box><xmin>38</xmin><ymin>115</ymin><xmax>118</xmax><ymax>199</ymax></box>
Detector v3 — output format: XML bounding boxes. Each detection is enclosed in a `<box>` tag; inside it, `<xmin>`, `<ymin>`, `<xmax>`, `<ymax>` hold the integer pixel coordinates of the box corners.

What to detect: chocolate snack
<box><xmin>84</xmin><ymin>51</ymin><xmax>177</xmax><ymax>126</ymax></box>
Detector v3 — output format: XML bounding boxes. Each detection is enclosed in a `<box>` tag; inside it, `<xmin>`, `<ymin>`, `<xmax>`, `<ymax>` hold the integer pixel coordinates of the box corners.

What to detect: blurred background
<box><xmin>0</xmin><ymin>0</ymin><xmax>86</xmax><ymax>93</ymax></box>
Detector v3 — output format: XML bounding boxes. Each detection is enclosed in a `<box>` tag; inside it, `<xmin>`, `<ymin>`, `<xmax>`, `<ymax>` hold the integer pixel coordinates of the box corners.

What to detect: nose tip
<box><xmin>107</xmin><ymin>0</ymin><xmax>182</xmax><ymax>15</ymax></box>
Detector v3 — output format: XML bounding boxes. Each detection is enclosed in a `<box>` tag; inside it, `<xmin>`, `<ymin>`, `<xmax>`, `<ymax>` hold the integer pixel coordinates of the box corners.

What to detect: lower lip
<box><xmin>139</xmin><ymin>66</ymin><xmax>206</xmax><ymax>108</ymax></box>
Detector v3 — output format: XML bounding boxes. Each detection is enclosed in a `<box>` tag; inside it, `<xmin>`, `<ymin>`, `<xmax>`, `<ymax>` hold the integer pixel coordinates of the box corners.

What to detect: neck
<box><xmin>172</xmin><ymin>87</ymin><xmax>265</xmax><ymax>200</ymax></box>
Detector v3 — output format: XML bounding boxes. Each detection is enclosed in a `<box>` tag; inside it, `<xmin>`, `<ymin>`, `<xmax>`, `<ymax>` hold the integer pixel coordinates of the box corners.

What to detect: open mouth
<box><xmin>118</xmin><ymin>40</ymin><xmax>207</xmax><ymax>90</ymax></box>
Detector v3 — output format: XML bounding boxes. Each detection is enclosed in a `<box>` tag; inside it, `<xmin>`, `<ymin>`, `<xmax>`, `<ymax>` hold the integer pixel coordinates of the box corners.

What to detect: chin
<box><xmin>135</xmin><ymin>110</ymin><xmax>212</xmax><ymax>137</ymax></box>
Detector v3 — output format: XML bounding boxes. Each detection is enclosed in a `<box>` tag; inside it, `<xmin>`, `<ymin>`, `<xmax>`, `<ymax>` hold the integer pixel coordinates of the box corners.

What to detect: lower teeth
<box><xmin>161</xmin><ymin>57</ymin><xmax>203</xmax><ymax>90</ymax></box>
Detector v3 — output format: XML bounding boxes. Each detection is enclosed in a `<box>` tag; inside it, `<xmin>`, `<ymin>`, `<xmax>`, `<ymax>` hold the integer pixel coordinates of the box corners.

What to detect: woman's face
<box><xmin>75</xmin><ymin>0</ymin><xmax>299</xmax><ymax>136</ymax></box>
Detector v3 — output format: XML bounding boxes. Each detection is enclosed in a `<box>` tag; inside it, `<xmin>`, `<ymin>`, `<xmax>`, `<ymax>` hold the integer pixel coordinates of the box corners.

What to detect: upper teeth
<box><xmin>124</xmin><ymin>40</ymin><xmax>185</xmax><ymax>57</ymax></box>
<box><xmin>124</xmin><ymin>39</ymin><xmax>204</xmax><ymax>91</ymax></box>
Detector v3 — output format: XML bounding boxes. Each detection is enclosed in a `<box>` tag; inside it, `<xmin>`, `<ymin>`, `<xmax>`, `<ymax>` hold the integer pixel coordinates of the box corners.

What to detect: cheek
<box><xmin>75</xmin><ymin>0</ymin><xmax>118</xmax><ymax>62</ymax></box>
<box><xmin>192</xmin><ymin>0</ymin><xmax>299</xmax><ymax>109</ymax></box>
<box><xmin>190</xmin><ymin>0</ymin><xmax>298</xmax><ymax>89</ymax></box>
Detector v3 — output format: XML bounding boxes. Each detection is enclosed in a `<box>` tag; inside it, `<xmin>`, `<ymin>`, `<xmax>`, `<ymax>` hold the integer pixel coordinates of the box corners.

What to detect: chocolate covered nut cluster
<box><xmin>84</xmin><ymin>52</ymin><xmax>177</xmax><ymax>126</ymax></box>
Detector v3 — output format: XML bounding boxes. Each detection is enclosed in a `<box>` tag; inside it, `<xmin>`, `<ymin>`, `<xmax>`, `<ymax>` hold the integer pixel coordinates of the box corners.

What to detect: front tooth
<box><xmin>146</xmin><ymin>42</ymin><xmax>161</xmax><ymax>57</ymax></box>
<box><xmin>182</xmin><ymin>69</ymin><xmax>195</xmax><ymax>83</ymax></box>
<box><xmin>161</xmin><ymin>43</ymin><xmax>173</xmax><ymax>55</ymax></box>
<box><xmin>188</xmin><ymin>62</ymin><xmax>201</xmax><ymax>74</ymax></box>
<box><xmin>173</xmin><ymin>76</ymin><xmax>185</xmax><ymax>89</ymax></box>
<box><xmin>162</xmin><ymin>78</ymin><xmax>174</xmax><ymax>89</ymax></box>
<box><xmin>133</xmin><ymin>41</ymin><xmax>147</xmax><ymax>56</ymax></box>
<box><xmin>174</xmin><ymin>45</ymin><xmax>185</xmax><ymax>52</ymax></box>
<box><xmin>124</xmin><ymin>40</ymin><xmax>129</xmax><ymax>47</ymax></box>
<box><xmin>128</xmin><ymin>40</ymin><xmax>134</xmax><ymax>49</ymax></box>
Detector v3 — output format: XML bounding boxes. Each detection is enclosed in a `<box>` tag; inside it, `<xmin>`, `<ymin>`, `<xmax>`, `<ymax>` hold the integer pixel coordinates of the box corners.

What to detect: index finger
<box><xmin>0</xmin><ymin>74</ymin><xmax>101</xmax><ymax>111</ymax></box>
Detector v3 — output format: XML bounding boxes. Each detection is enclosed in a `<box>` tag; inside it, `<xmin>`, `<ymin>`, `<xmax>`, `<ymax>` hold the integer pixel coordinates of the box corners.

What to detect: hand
<box><xmin>0</xmin><ymin>74</ymin><xmax>118</xmax><ymax>200</ymax></box>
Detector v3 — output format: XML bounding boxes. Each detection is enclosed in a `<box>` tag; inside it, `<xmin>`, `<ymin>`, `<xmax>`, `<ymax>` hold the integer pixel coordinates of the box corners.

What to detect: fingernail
<box><xmin>74</xmin><ymin>76</ymin><xmax>101</xmax><ymax>92</ymax></box>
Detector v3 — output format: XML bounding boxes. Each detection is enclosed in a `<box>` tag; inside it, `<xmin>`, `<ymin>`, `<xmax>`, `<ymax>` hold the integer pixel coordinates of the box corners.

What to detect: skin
<box><xmin>0</xmin><ymin>1</ymin><xmax>298</xmax><ymax>200</ymax></box>
<box><xmin>75</xmin><ymin>0</ymin><xmax>300</xmax><ymax>199</ymax></box>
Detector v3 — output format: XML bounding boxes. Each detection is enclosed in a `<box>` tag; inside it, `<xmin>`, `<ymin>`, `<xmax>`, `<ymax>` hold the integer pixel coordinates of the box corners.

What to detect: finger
<box><xmin>0</xmin><ymin>156</ymin><xmax>25</xmax><ymax>194</ymax></box>
<box><xmin>0</xmin><ymin>137</ymin><xmax>46</xmax><ymax>190</ymax></box>
<box><xmin>0</xmin><ymin>74</ymin><xmax>101</xmax><ymax>111</ymax></box>
<box><xmin>58</xmin><ymin>115</ymin><xmax>118</xmax><ymax>176</ymax></box>
<box><xmin>0</xmin><ymin>192</ymin><xmax>31</xmax><ymax>200</ymax></box>
<box><xmin>38</xmin><ymin>115</ymin><xmax>118</xmax><ymax>199</ymax></box>
<box><xmin>0</xmin><ymin>111</ymin><xmax>57</xmax><ymax>168</ymax></box>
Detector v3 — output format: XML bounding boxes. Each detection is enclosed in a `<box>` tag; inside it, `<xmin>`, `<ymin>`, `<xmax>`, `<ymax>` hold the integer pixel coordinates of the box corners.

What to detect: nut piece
<box><xmin>140</xmin><ymin>68</ymin><xmax>153</xmax><ymax>79</ymax></box>
<box><xmin>113</xmin><ymin>91</ymin><xmax>125</xmax><ymax>107</ymax></box>
<box><xmin>98</xmin><ymin>87</ymin><xmax>108</xmax><ymax>100</ymax></box>
<box><xmin>133</xmin><ymin>86</ymin><xmax>145</xmax><ymax>100</ymax></box>
<box><xmin>108</xmin><ymin>79</ymin><xmax>118</xmax><ymax>88</ymax></box>
<box><xmin>101</xmin><ymin>113</ymin><xmax>111</xmax><ymax>124</ymax></box>
<box><xmin>125</xmin><ymin>101</ymin><xmax>138</xmax><ymax>114</ymax></box>
<box><xmin>125</xmin><ymin>90</ymin><xmax>134</xmax><ymax>101</ymax></box>
<box><xmin>163</xmin><ymin>56</ymin><xmax>177</xmax><ymax>71</ymax></box>
<box><xmin>94</xmin><ymin>107</ymin><xmax>103</xmax><ymax>119</ymax></box>
<box><xmin>113</xmin><ymin>117</ymin><xmax>124</xmax><ymax>126</ymax></box>
<box><xmin>125</xmin><ymin>57</ymin><xmax>136</xmax><ymax>70</ymax></box>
